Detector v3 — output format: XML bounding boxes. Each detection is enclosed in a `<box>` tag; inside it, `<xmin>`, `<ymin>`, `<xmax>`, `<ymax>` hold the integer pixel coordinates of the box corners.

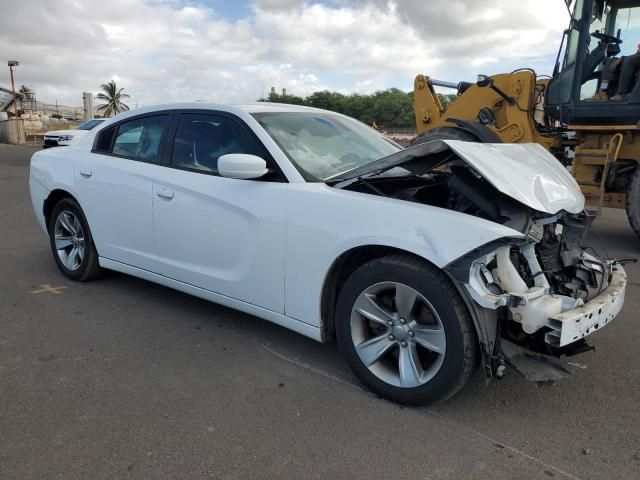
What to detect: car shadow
<box><xmin>95</xmin><ymin>268</ymin><xmax>541</xmax><ymax>407</ymax></box>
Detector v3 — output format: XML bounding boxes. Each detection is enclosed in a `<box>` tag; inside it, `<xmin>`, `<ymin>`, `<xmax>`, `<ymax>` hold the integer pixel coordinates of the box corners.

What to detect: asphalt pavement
<box><xmin>1</xmin><ymin>143</ymin><xmax>638</xmax><ymax>479</ymax></box>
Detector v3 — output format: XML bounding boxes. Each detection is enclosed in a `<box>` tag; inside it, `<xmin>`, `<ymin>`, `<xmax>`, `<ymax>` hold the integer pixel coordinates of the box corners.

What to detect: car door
<box><xmin>151</xmin><ymin>111</ymin><xmax>288</xmax><ymax>313</ymax></box>
<box><xmin>75</xmin><ymin>113</ymin><xmax>172</xmax><ymax>272</ymax></box>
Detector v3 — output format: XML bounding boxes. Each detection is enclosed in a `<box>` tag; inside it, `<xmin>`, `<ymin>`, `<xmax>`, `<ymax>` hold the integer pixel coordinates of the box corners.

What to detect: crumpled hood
<box><xmin>333</xmin><ymin>140</ymin><xmax>584</xmax><ymax>215</ymax></box>
<box><xmin>443</xmin><ymin>141</ymin><xmax>584</xmax><ymax>215</ymax></box>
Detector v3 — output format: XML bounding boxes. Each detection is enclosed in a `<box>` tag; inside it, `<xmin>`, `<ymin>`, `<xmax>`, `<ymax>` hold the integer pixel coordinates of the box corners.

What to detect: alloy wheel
<box><xmin>53</xmin><ymin>210</ymin><xmax>85</xmax><ymax>271</ymax></box>
<box><xmin>350</xmin><ymin>281</ymin><xmax>446</xmax><ymax>388</ymax></box>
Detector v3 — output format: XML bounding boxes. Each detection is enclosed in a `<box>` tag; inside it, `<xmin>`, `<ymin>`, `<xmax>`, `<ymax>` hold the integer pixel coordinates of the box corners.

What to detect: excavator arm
<box><xmin>413</xmin><ymin>71</ymin><xmax>556</xmax><ymax>149</ymax></box>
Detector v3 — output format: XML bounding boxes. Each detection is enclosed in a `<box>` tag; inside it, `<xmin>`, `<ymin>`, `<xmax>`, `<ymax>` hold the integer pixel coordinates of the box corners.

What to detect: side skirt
<box><xmin>99</xmin><ymin>257</ymin><xmax>323</xmax><ymax>342</ymax></box>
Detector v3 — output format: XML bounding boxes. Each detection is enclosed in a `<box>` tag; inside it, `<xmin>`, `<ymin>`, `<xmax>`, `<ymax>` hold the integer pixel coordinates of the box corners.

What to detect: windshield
<box><xmin>76</xmin><ymin>119</ymin><xmax>104</xmax><ymax>130</ymax></box>
<box><xmin>614</xmin><ymin>7</ymin><xmax>640</xmax><ymax>55</ymax></box>
<box><xmin>252</xmin><ymin>112</ymin><xmax>401</xmax><ymax>181</ymax></box>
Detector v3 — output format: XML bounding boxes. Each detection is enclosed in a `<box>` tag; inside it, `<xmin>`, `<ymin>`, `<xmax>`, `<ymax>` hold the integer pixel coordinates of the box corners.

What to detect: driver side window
<box><xmin>171</xmin><ymin>113</ymin><xmax>267</xmax><ymax>176</ymax></box>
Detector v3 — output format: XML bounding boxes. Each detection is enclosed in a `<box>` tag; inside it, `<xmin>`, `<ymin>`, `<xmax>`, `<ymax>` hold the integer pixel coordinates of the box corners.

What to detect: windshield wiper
<box><xmin>326</xmin><ymin>165</ymin><xmax>389</xmax><ymax>187</ymax></box>
<box><xmin>358</xmin><ymin>177</ymin><xmax>388</xmax><ymax>196</ymax></box>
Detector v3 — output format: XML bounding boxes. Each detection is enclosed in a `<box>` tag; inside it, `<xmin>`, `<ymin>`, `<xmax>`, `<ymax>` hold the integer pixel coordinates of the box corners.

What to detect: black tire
<box><xmin>48</xmin><ymin>198</ymin><xmax>102</xmax><ymax>281</ymax></box>
<box><xmin>335</xmin><ymin>254</ymin><xmax>478</xmax><ymax>405</ymax></box>
<box><xmin>410</xmin><ymin>126</ymin><xmax>480</xmax><ymax>147</ymax></box>
<box><xmin>626</xmin><ymin>166</ymin><xmax>640</xmax><ymax>240</ymax></box>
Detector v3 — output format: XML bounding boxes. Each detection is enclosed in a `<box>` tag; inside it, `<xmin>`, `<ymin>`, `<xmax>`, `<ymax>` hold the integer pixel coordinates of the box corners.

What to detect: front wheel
<box><xmin>335</xmin><ymin>254</ymin><xmax>478</xmax><ymax>405</ymax></box>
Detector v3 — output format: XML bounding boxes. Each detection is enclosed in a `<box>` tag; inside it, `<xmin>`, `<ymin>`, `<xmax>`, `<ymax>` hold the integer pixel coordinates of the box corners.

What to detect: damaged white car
<box><xmin>29</xmin><ymin>103</ymin><xmax>627</xmax><ymax>405</ymax></box>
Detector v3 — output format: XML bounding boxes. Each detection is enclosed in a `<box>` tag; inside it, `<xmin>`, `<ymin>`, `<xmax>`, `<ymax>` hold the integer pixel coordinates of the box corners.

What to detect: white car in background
<box><xmin>43</xmin><ymin>118</ymin><xmax>105</xmax><ymax>148</ymax></box>
<box><xmin>28</xmin><ymin>103</ymin><xmax>626</xmax><ymax>405</ymax></box>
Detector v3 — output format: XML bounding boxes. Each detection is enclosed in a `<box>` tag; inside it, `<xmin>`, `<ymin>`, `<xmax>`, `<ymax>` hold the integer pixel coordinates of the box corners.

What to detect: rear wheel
<box><xmin>625</xmin><ymin>166</ymin><xmax>640</xmax><ymax>240</ymax></box>
<box><xmin>48</xmin><ymin>198</ymin><xmax>102</xmax><ymax>281</ymax></box>
<box><xmin>335</xmin><ymin>254</ymin><xmax>478</xmax><ymax>405</ymax></box>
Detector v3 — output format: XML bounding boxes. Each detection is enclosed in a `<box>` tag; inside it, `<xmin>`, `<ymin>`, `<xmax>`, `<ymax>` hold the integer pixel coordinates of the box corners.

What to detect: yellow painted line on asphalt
<box><xmin>31</xmin><ymin>284</ymin><xmax>67</xmax><ymax>295</ymax></box>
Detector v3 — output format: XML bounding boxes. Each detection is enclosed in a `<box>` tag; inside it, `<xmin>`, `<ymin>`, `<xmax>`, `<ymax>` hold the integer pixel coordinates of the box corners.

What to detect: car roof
<box><xmin>97</xmin><ymin>102</ymin><xmax>334</xmax><ymax>125</ymax></box>
<box><xmin>233</xmin><ymin>102</ymin><xmax>328</xmax><ymax>114</ymax></box>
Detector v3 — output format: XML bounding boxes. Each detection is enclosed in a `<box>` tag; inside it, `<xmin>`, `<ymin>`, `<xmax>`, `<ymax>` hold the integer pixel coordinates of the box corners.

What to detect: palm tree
<box><xmin>96</xmin><ymin>80</ymin><xmax>130</xmax><ymax>117</ymax></box>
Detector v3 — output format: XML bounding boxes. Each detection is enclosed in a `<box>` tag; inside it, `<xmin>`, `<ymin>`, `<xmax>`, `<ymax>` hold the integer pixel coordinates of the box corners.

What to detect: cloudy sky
<box><xmin>0</xmin><ymin>0</ymin><xmax>569</xmax><ymax>108</ymax></box>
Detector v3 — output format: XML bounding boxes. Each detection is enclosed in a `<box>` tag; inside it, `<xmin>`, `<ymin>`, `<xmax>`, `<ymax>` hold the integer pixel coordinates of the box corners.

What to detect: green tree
<box><xmin>264</xmin><ymin>91</ymin><xmax>306</xmax><ymax>105</ymax></box>
<box><xmin>437</xmin><ymin>93</ymin><xmax>458</xmax><ymax>108</ymax></box>
<box><xmin>18</xmin><ymin>85</ymin><xmax>33</xmax><ymax>101</ymax></box>
<box><xmin>305</xmin><ymin>90</ymin><xmax>347</xmax><ymax>111</ymax></box>
<box><xmin>258</xmin><ymin>88</ymin><xmax>420</xmax><ymax>129</ymax></box>
<box><xmin>96</xmin><ymin>80</ymin><xmax>130</xmax><ymax>117</ymax></box>
<box><xmin>367</xmin><ymin>88</ymin><xmax>414</xmax><ymax>128</ymax></box>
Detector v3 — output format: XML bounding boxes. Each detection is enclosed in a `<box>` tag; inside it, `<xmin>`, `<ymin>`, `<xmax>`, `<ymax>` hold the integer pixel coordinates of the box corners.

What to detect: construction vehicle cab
<box><xmin>412</xmin><ymin>0</ymin><xmax>640</xmax><ymax>239</ymax></box>
<box><xmin>547</xmin><ymin>0</ymin><xmax>640</xmax><ymax>124</ymax></box>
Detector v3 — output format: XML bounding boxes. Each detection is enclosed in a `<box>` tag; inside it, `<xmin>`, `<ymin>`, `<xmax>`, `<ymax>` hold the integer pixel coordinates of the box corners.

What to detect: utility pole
<box><xmin>8</xmin><ymin>60</ymin><xmax>19</xmax><ymax>117</ymax></box>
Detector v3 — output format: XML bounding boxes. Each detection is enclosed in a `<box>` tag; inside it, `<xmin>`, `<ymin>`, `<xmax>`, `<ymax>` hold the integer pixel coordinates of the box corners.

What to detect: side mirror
<box><xmin>218</xmin><ymin>154</ymin><xmax>268</xmax><ymax>180</ymax></box>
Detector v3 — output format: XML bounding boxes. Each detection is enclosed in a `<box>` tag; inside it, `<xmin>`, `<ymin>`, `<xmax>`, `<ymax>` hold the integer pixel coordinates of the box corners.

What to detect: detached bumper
<box><xmin>546</xmin><ymin>264</ymin><xmax>626</xmax><ymax>347</ymax></box>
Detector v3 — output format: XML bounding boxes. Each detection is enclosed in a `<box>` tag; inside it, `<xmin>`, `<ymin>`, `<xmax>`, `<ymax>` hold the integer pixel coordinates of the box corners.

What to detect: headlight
<box><xmin>57</xmin><ymin>135</ymin><xmax>74</xmax><ymax>142</ymax></box>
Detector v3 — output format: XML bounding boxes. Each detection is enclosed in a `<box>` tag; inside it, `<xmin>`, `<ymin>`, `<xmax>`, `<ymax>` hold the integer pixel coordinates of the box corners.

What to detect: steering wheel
<box><xmin>591</xmin><ymin>31</ymin><xmax>623</xmax><ymax>45</ymax></box>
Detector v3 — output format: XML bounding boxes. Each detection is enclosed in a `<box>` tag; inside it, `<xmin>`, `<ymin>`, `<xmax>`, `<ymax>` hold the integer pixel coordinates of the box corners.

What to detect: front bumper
<box><xmin>43</xmin><ymin>137</ymin><xmax>59</xmax><ymax>148</ymax></box>
<box><xmin>28</xmin><ymin>174</ymin><xmax>49</xmax><ymax>233</ymax></box>
<box><xmin>43</xmin><ymin>137</ymin><xmax>72</xmax><ymax>148</ymax></box>
<box><xmin>457</xmin><ymin>240</ymin><xmax>627</xmax><ymax>351</ymax></box>
<box><xmin>546</xmin><ymin>264</ymin><xmax>626</xmax><ymax>347</ymax></box>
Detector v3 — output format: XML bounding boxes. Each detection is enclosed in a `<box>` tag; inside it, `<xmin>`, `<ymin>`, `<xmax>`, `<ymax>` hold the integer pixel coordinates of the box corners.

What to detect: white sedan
<box><xmin>29</xmin><ymin>103</ymin><xmax>626</xmax><ymax>404</ymax></box>
<box><xmin>43</xmin><ymin>118</ymin><xmax>105</xmax><ymax>148</ymax></box>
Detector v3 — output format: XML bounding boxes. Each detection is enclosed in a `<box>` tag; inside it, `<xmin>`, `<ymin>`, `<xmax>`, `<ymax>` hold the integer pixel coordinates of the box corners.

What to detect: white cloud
<box><xmin>366</xmin><ymin>0</ymin><xmax>568</xmax><ymax>69</ymax></box>
<box><xmin>252</xmin><ymin>0</ymin><xmax>305</xmax><ymax>10</ymax></box>
<box><xmin>254</xmin><ymin>3</ymin><xmax>442</xmax><ymax>74</ymax></box>
<box><xmin>0</xmin><ymin>0</ymin><xmax>569</xmax><ymax>108</ymax></box>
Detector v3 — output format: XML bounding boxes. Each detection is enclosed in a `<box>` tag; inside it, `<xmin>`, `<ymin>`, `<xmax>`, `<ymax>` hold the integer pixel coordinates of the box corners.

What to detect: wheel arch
<box><xmin>319</xmin><ymin>244</ymin><xmax>443</xmax><ymax>341</ymax></box>
<box><xmin>43</xmin><ymin>189</ymin><xmax>80</xmax><ymax>232</ymax></box>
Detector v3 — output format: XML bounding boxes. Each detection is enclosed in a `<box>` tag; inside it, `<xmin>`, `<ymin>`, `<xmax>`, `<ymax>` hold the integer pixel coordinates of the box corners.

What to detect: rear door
<box><xmin>151</xmin><ymin>111</ymin><xmax>288</xmax><ymax>313</ymax></box>
<box><xmin>75</xmin><ymin>113</ymin><xmax>172</xmax><ymax>272</ymax></box>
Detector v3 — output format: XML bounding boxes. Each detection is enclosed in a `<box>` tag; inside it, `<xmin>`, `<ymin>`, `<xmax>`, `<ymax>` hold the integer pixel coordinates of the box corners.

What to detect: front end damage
<box><xmin>331</xmin><ymin>140</ymin><xmax>628</xmax><ymax>382</ymax></box>
<box><xmin>446</xmin><ymin>216</ymin><xmax>626</xmax><ymax>381</ymax></box>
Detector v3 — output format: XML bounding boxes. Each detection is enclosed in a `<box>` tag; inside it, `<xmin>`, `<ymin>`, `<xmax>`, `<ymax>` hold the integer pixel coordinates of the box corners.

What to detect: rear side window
<box><xmin>94</xmin><ymin>126</ymin><xmax>116</xmax><ymax>152</ymax></box>
<box><xmin>111</xmin><ymin>115</ymin><xmax>170</xmax><ymax>163</ymax></box>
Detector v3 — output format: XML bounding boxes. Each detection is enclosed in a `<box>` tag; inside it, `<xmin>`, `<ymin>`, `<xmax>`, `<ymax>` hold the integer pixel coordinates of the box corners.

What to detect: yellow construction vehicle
<box><xmin>412</xmin><ymin>0</ymin><xmax>640</xmax><ymax>238</ymax></box>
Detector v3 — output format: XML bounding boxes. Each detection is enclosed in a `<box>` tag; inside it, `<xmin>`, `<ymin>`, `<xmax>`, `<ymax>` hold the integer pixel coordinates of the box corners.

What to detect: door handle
<box><xmin>156</xmin><ymin>188</ymin><xmax>174</xmax><ymax>200</ymax></box>
<box><xmin>79</xmin><ymin>168</ymin><xmax>92</xmax><ymax>178</ymax></box>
